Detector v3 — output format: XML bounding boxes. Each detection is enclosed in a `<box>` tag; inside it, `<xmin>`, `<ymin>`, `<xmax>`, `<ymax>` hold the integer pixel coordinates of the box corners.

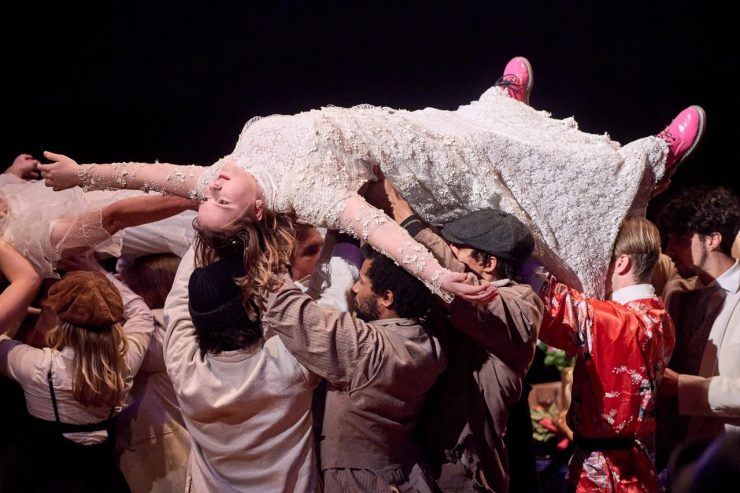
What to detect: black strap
<box><xmin>46</xmin><ymin>362</ymin><xmax>117</xmax><ymax>432</ymax></box>
<box><xmin>573</xmin><ymin>435</ymin><xmax>637</xmax><ymax>451</ymax></box>
<box><xmin>47</xmin><ymin>368</ymin><xmax>61</xmax><ymax>425</ymax></box>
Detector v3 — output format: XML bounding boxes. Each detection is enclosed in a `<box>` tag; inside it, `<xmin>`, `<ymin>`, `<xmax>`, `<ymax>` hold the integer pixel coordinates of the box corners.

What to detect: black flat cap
<box><xmin>441</xmin><ymin>209</ymin><xmax>534</xmax><ymax>263</ymax></box>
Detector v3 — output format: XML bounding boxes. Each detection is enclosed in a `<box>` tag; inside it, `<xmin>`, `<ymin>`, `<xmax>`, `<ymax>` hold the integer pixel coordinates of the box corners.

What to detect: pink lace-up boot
<box><xmin>496</xmin><ymin>56</ymin><xmax>534</xmax><ymax>104</ymax></box>
<box><xmin>657</xmin><ymin>105</ymin><xmax>706</xmax><ymax>175</ymax></box>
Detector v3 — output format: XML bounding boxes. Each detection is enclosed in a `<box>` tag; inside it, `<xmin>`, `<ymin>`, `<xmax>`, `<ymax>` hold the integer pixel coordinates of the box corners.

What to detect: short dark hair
<box><xmin>469</xmin><ymin>248</ymin><xmax>522</xmax><ymax>281</ymax></box>
<box><xmin>361</xmin><ymin>245</ymin><xmax>432</xmax><ymax>319</ymax></box>
<box><xmin>657</xmin><ymin>186</ymin><xmax>740</xmax><ymax>256</ymax></box>
<box><xmin>193</xmin><ymin>307</ymin><xmax>262</xmax><ymax>356</ymax></box>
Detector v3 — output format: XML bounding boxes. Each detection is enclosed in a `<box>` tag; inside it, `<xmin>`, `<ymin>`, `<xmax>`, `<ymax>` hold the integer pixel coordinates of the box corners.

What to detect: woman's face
<box><xmin>293</xmin><ymin>227</ymin><xmax>324</xmax><ymax>281</ymax></box>
<box><xmin>198</xmin><ymin>162</ymin><xmax>264</xmax><ymax>229</ymax></box>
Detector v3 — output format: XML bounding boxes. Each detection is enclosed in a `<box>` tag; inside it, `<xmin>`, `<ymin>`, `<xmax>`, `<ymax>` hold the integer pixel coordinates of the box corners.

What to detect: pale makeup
<box><xmin>197</xmin><ymin>161</ymin><xmax>263</xmax><ymax>229</ymax></box>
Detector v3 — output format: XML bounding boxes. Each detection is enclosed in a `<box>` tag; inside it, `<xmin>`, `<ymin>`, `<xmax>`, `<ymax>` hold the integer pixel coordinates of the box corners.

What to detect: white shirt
<box><xmin>679</xmin><ymin>260</ymin><xmax>740</xmax><ymax>434</ymax></box>
<box><xmin>164</xmin><ymin>248</ymin><xmax>320</xmax><ymax>493</ymax></box>
<box><xmin>0</xmin><ymin>273</ymin><xmax>154</xmax><ymax>444</ymax></box>
<box><xmin>610</xmin><ymin>283</ymin><xmax>657</xmax><ymax>305</ymax></box>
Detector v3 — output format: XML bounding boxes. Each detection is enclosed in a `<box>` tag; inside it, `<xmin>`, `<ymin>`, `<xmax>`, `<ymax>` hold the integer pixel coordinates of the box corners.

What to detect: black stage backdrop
<box><xmin>2</xmin><ymin>1</ymin><xmax>736</xmax><ymax>220</ymax></box>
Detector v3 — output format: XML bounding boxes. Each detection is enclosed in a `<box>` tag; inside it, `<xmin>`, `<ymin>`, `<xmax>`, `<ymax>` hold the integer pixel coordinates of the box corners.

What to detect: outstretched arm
<box><xmin>337</xmin><ymin>194</ymin><xmax>494</xmax><ymax>303</ymax></box>
<box><xmin>100</xmin><ymin>195</ymin><xmax>198</xmax><ymax>235</ymax></box>
<box><xmin>38</xmin><ymin>151</ymin><xmax>207</xmax><ymax>199</ymax></box>
<box><xmin>661</xmin><ymin>369</ymin><xmax>740</xmax><ymax>419</ymax></box>
<box><xmin>359</xmin><ymin>169</ymin><xmax>497</xmax><ymax>302</ymax></box>
<box><xmin>50</xmin><ymin>194</ymin><xmax>198</xmax><ymax>259</ymax></box>
<box><xmin>0</xmin><ymin>240</ymin><xmax>41</xmax><ymax>332</ymax></box>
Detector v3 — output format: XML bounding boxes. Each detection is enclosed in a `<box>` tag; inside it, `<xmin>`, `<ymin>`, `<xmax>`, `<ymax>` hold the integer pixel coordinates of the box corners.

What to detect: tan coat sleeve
<box><xmin>450</xmin><ymin>285</ymin><xmax>543</xmax><ymax>377</ymax></box>
<box><xmin>263</xmin><ymin>276</ymin><xmax>379</xmax><ymax>390</ymax></box>
<box><xmin>414</xmin><ymin>227</ymin><xmax>543</xmax><ymax>376</ymax></box>
<box><xmin>414</xmin><ymin>228</ymin><xmax>477</xmax><ymax>284</ymax></box>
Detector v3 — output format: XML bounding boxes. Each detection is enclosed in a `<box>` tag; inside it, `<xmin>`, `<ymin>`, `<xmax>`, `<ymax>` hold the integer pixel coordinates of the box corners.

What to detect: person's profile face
<box><xmin>666</xmin><ymin>233</ymin><xmax>706</xmax><ymax>277</ymax></box>
<box><xmin>292</xmin><ymin>227</ymin><xmax>324</xmax><ymax>281</ymax></box>
<box><xmin>351</xmin><ymin>259</ymin><xmax>380</xmax><ymax>322</ymax></box>
<box><xmin>449</xmin><ymin>244</ymin><xmax>485</xmax><ymax>277</ymax></box>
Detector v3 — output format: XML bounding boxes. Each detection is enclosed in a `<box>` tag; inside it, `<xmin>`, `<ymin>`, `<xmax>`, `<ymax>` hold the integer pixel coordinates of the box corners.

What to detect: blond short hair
<box><xmin>613</xmin><ymin>216</ymin><xmax>661</xmax><ymax>283</ymax></box>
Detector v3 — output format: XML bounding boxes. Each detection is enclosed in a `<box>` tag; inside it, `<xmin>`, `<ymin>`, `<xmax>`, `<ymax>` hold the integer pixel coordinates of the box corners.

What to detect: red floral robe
<box><xmin>539</xmin><ymin>278</ymin><xmax>675</xmax><ymax>493</ymax></box>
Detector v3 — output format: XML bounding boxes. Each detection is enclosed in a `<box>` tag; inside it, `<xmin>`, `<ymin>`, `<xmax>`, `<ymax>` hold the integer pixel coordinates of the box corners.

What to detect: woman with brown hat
<box><xmin>0</xmin><ymin>267</ymin><xmax>154</xmax><ymax>492</ymax></box>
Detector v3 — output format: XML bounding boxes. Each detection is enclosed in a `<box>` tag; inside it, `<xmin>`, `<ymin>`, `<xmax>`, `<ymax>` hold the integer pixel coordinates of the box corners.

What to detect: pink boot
<box><xmin>657</xmin><ymin>105</ymin><xmax>706</xmax><ymax>175</ymax></box>
<box><xmin>496</xmin><ymin>56</ymin><xmax>534</xmax><ymax>104</ymax></box>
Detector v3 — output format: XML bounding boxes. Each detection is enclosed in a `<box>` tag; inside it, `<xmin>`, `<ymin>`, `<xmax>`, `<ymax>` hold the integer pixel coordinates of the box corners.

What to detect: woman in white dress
<box><xmin>38</xmin><ymin>56</ymin><xmax>705</xmax><ymax>300</ymax></box>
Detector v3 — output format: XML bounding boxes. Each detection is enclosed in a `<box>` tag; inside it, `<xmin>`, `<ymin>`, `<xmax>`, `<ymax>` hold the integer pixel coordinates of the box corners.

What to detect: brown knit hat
<box><xmin>43</xmin><ymin>271</ymin><xmax>124</xmax><ymax>330</ymax></box>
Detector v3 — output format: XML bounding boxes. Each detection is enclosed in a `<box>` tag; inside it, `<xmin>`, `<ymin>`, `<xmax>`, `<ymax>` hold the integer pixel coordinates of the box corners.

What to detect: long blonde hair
<box><xmin>45</xmin><ymin>321</ymin><xmax>129</xmax><ymax>408</ymax></box>
<box><xmin>194</xmin><ymin>209</ymin><xmax>297</xmax><ymax>320</ymax></box>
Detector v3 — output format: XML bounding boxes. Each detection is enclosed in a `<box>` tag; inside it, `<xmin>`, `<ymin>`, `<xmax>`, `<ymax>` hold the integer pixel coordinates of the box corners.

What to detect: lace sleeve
<box><xmin>336</xmin><ymin>194</ymin><xmax>453</xmax><ymax>302</ymax></box>
<box><xmin>48</xmin><ymin>209</ymin><xmax>120</xmax><ymax>261</ymax></box>
<box><xmin>78</xmin><ymin>162</ymin><xmax>206</xmax><ymax>199</ymax></box>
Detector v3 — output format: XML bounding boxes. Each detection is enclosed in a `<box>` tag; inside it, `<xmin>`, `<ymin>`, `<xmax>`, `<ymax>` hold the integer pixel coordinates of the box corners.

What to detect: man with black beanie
<box><xmin>164</xmin><ymin>251</ymin><xmax>321</xmax><ymax>492</ymax></box>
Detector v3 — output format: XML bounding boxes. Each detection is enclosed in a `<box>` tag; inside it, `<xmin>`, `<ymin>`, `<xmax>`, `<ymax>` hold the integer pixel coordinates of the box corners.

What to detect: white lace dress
<box><xmin>78</xmin><ymin>87</ymin><xmax>668</xmax><ymax>297</ymax></box>
<box><xmin>206</xmin><ymin>87</ymin><xmax>666</xmax><ymax>297</ymax></box>
<box><xmin>0</xmin><ymin>175</ymin><xmax>195</xmax><ymax>278</ymax></box>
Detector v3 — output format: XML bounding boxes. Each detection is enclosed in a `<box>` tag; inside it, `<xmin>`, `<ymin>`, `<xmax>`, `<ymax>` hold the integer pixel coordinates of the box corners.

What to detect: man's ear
<box><xmin>614</xmin><ymin>253</ymin><xmax>632</xmax><ymax>276</ymax></box>
<box><xmin>379</xmin><ymin>289</ymin><xmax>394</xmax><ymax>309</ymax></box>
<box><xmin>705</xmin><ymin>232</ymin><xmax>723</xmax><ymax>252</ymax></box>
<box><xmin>254</xmin><ymin>199</ymin><xmax>265</xmax><ymax>221</ymax></box>
<box><xmin>481</xmin><ymin>256</ymin><xmax>498</xmax><ymax>275</ymax></box>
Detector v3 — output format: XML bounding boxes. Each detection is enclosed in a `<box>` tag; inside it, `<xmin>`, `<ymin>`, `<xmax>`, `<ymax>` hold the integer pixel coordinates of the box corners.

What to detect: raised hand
<box><xmin>37</xmin><ymin>151</ymin><xmax>82</xmax><ymax>190</ymax></box>
<box><xmin>5</xmin><ymin>153</ymin><xmax>41</xmax><ymax>180</ymax></box>
<box><xmin>440</xmin><ymin>271</ymin><xmax>499</xmax><ymax>304</ymax></box>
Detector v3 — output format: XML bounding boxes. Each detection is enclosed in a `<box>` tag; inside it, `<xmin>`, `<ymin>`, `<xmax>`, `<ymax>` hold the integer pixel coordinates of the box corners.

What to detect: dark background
<box><xmin>2</xmin><ymin>1</ymin><xmax>736</xmax><ymax>220</ymax></box>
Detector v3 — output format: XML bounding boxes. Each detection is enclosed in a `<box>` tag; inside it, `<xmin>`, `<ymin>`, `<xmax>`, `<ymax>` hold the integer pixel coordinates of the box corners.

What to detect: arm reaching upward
<box><xmin>336</xmin><ymin>194</ymin><xmax>494</xmax><ymax>303</ymax></box>
<box><xmin>38</xmin><ymin>151</ymin><xmax>207</xmax><ymax>199</ymax></box>
<box><xmin>0</xmin><ymin>240</ymin><xmax>41</xmax><ymax>332</ymax></box>
<box><xmin>359</xmin><ymin>169</ymin><xmax>498</xmax><ymax>303</ymax></box>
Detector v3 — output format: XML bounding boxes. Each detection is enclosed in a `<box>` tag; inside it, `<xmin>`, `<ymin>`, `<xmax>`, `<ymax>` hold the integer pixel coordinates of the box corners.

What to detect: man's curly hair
<box><xmin>657</xmin><ymin>186</ymin><xmax>740</xmax><ymax>255</ymax></box>
<box><xmin>360</xmin><ymin>245</ymin><xmax>432</xmax><ymax>320</ymax></box>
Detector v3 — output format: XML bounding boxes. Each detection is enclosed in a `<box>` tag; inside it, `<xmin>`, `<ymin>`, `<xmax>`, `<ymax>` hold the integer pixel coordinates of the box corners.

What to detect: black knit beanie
<box><xmin>188</xmin><ymin>260</ymin><xmax>252</xmax><ymax>335</ymax></box>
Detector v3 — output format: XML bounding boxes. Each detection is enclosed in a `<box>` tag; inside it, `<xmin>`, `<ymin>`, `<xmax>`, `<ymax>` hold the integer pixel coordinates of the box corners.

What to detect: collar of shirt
<box><xmin>610</xmin><ymin>283</ymin><xmax>656</xmax><ymax>305</ymax></box>
<box><xmin>369</xmin><ymin>317</ymin><xmax>418</xmax><ymax>329</ymax></box>
<box><xmin>712</xmin><ymin>259</ymin><xmax>740</xmax><ymax>294</ymax></box>
<box><xmin>492</xmin><ymin>278</ymin><xmax>512</xmax><ymax>287</ymax></box>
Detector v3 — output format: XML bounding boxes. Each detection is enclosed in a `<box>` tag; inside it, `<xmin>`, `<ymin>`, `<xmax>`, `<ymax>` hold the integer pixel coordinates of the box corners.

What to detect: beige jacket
<box><xmin>264</xmin><ymin>275</ymin><xmax>446</xmax><ymax>488</ymax></box>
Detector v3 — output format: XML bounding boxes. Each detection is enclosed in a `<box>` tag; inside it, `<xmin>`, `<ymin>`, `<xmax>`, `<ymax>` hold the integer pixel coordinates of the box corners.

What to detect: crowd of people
<box><xmin>0</xmin><ymin>56</ymin><xmax>737</xmax><ymax>492</ymax></box>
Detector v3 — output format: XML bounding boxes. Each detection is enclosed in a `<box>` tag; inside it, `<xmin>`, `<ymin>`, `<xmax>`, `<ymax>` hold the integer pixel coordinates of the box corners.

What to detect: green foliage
<box><xmin>531</xmin><ymin>403</ymin><xmax>559</xmax><ymax>442</ymax></box>
<box><xmin>538</xmin><ymin>341</ymin><xmax>575</xmax><ymax>372</ymax></box>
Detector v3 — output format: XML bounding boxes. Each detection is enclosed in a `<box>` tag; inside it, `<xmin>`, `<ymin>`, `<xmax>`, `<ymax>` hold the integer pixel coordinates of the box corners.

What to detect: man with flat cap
<box><xmin>365</xmin><ymin>176</ymin><xmax>544</xmax><ymax>493</ymax></box>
